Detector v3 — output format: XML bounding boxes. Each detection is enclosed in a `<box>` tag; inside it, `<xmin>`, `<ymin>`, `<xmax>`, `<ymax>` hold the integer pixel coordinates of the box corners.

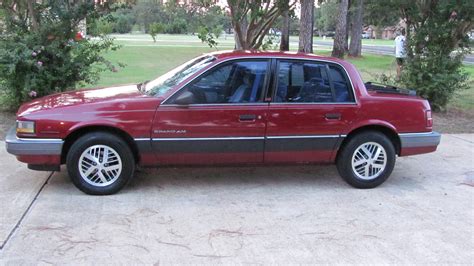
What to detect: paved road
<box><xmin>0</xmin><ymin>135</ymin><xmax>473</xmax><ymax>263</ymax></box>
<box><xmin>314</xmin><ymin>41</ymin><xmax>474</xmax><ymax>65</ymax></box>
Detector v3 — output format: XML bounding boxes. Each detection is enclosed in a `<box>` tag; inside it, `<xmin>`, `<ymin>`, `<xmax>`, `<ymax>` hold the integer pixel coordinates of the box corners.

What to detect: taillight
<box><xmin>426</xmin><ymin>110</ymin><xmax>433</xmax><ymax>128</ymax></box>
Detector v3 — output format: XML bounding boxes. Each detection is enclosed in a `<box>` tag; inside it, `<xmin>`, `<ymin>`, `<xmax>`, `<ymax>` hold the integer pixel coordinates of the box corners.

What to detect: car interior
<box><xmin>275</xmin><ymin>62</ymin><xmax>353</xmax><ymax>103</ymax></box>
<box><xmin>171</xmin><ymin>60</ymin><xmax>353</xmax><ymax>105</ymax></box>
<box><xmin>177</xmin><ymin>62</ymin><xmax>267</xmax><ymax>104</ymax></box>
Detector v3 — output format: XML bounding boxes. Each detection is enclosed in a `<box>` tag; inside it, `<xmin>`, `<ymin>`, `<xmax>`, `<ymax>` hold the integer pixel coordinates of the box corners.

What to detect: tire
<box><xmin>66</xmin><ymin>132</ymin><xmax>135</xmax><ymax>195</ymax></box>
<box><xmin>336</xmin><ymin>131</ymin><xmax>396</xmax><ymax>188</ymax></box>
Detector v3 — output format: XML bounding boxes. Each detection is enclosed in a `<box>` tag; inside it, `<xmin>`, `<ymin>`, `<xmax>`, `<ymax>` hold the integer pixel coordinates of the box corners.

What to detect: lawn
<box><xmin>92</xmin><ymin>34</ymin><xmax>473</xmax><ymax>111</ymax></box>
<box><xmin>94</xmin><ymin>46</ymin><xmax>214</xmax><ymax>87</ymax></box>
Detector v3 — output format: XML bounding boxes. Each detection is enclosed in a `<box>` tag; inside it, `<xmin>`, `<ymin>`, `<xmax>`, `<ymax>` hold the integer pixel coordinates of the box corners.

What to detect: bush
<box><xmin>114</xmin><ymin>15</ymin><xmax>133</xmax><ymax>34</ymax></box>
<box><xmin>164</xmin><ymin>19</ymin><xmax>187</xmax><ymax>34</ymax></box>
<box><xmin>95</xmin><ymin>19</ymin><xmax>114</xmax><ymax>35</ymax></box>
<box><xmin>399</xmin><ymin>0</ymin><xmax>472</xmax><ymax>111</ymax></box>
<box><xmin>402</xmin><ymin>54</ymin><xmax>469</xmax><ymax>111</ymax></box>
<box><xmin>0</xmin><ymin>2</ymin><xmax>120</xmax><ymax>110</ymax></box>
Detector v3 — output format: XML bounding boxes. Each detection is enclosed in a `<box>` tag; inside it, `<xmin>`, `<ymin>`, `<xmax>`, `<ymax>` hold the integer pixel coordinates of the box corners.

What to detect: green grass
<box><xmin>93</xmin><ymin>46</ymin><xmax>213</xmax><ymax>87</ymax></box>
<box><xmin>91</xmin><ymin>34</ymin><xmax>473</xmax><ymax>110</ymax></box>
<box><xmin>309</xmin><ymin>36</ymin><xmax>395</xmax><ymax>47</ymax></box>
<box><xmin>454</xmin><ymin>65</ymin><xmax>474</xmax><ymax>110</ymax></box>
<box><xmin>313</xmin><ymin>51</ymin><xmax>398</xmax><ymax>81</ymax></box>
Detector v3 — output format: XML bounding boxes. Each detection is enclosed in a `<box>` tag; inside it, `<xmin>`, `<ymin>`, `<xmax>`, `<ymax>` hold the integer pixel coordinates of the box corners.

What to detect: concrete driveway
<box><xmin>0</xmin><ymin>134</ymin><xmax>472</xmax><ymax>264</ymax></box>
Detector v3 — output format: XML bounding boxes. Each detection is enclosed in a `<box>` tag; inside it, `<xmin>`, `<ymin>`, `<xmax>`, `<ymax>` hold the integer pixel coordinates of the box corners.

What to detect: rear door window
<box><xmin>274</xmin><ymin>60</ymin><xmax>354</xmax><ymax>103</ymax></box>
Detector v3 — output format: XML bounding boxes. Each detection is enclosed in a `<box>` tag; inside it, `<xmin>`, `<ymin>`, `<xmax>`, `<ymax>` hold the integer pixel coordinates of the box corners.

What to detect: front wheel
<box><xmin>66</xmin><ymin>132</ymin><xmax>135</xmax><ymax>195</ymax></box>
<box><xmin>337</xmin><ymin>131</ymin><xmax>396</xmax><ymax>188</ymax></box>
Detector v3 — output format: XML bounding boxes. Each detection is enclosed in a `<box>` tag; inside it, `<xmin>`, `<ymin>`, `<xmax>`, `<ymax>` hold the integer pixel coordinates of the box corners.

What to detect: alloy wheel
<box><xmin>78</xmin><ymin>145</ymin><xmax>122</xmax><ymax>187</ymax></box>
<box><xmin>351</xmin><ymin>142</ymin><xmax>387</xmax><ymax>180</ymax></box>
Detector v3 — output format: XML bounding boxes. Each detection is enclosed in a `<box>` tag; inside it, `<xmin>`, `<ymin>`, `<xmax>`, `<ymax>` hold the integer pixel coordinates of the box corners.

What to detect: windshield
<box><xmin>145</xmin><ymin>55</ymin><xmax>216</xmax><ymax>96</ymax></box>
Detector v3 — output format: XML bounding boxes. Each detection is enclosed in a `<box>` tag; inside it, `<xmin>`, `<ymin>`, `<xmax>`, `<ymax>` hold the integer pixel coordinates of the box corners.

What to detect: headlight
<box><xmin>16</xmin><ymin>120</ymin><xmax>35</xmax><ymax>134</ymax></box>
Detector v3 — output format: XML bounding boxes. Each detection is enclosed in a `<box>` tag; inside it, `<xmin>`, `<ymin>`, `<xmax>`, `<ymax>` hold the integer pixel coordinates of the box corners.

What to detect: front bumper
<box><xmin>5</xmin><ymin>127</ymin><xmax>64</xmax><ymax>156</ymax></box>
<box><xmin>399</xmin><ymin>131</ymin><xmax>441</xmax><ymax>156</ymax></box>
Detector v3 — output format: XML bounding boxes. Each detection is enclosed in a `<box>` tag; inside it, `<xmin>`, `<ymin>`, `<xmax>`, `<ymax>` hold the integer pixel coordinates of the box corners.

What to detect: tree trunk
<box><xmin>348</xmin><ymin>0</ymin><xmax>363</xmax><ymax>57</ymax></box>
<box><xmin>405</xmin><ymin>20</ymin><xmax>413</xmax><ymax>59</ymax></box>
<box><xmin>331</xmin><ymin>0</ymin><xmax>349</xmax><ymax>58</ymax></box>
<box><xmin>345</xmin><ymin>7</ymin><xmax>351</xmax><ymax>52</ymax></box>
<box><xmin>27</xmin><ymin>0</ymin><xmax>39</xmax><ymax>30</ymax></box>
<box><xmin>280</xmin><ymin>7</ymin><xmax>290</xmax><ymax>51</ymax></box>
<box><xmin>298</xmin><ymin>0</ymin><xmax>314</xmax><ymax>53</ymax></box>
<box><xmin>233</xmin><ymin>17</ymin><xmax>248</xmax><ymax>50</ymax></box>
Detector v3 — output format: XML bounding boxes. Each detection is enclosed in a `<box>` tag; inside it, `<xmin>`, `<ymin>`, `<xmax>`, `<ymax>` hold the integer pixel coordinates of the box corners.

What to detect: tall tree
<box><xmin>348</xmin><ymin>0</ymin><xmax>363</xmax><ymax>57</ymax></box>
<box><xmin>332</xmin><ymin>0</ymin><xmax>349</xmax><ymax>58</ymax></box>
<box><xmin>299</xmin><ymin>0</ymin><xmax>314</xmax><ymax>53</ymax></box>
<box><xmin>228</xmin><ymin>0</ymin><xmax>295</xmax><ymax>50</ymax></box>
<box><xmin>344</xmin><ymin>0</ymin><xmax>352</xmax><ymax>52</ymax></box>
<box><xmin>279</xmin><ymin>2</ymin><xmax>290</xmax><ymax>51</ymax></box>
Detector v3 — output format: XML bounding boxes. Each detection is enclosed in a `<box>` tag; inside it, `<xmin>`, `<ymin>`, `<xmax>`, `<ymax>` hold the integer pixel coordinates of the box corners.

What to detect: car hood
<box><xmin>17</xmin><ymin>85</ymin><xmax>146</xmax><ymax>116</ymax></box>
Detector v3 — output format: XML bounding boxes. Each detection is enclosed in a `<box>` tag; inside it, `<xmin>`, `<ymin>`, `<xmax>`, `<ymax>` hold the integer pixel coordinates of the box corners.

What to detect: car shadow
<box><xmin>127</xmin><ymin>164</ymin><xmax>346</xmax><ymax>191</ymax></box>
<box><xmin>51</xmin><ymin>163</ymin><xmax>411</xmax><ymax>196</ymax></box>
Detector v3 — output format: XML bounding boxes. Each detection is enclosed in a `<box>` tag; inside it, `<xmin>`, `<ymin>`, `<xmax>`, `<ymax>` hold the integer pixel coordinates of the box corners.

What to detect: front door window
<box><xmin>167</xmin><ymin>60</ymin><xmax>269</xmax><ymax>104</ymax></box>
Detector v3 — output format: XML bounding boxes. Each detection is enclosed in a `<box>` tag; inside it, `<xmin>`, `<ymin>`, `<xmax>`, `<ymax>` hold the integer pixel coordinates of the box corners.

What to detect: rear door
<box><xmin>151</xmin><ymin>59</ymin><xmax>270</xmax><ymax>165</ymax></box>
<box><xmin>265</xmin><ymin>59</ymin><xmax>359</xmax><ymax>163</ymax></box>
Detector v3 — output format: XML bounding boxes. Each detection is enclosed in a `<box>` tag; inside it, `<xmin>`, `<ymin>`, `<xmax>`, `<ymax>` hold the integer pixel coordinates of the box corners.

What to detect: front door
<box><xmin>152</xmin><ymin>59</ymin><xmax>270</xmax><ymax>165</ymax></box>
<box><xmin>265</xmin><ymin>59</ymin><xmax>359</xmax><ymax>163</ymax></box>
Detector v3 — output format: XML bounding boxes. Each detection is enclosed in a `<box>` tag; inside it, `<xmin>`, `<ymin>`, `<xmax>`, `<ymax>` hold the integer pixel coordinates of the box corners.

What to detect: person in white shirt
<box><xmin>394</xmin><ymin>28</ymin><xmax>407</xmax><ymax>80</ymax></box>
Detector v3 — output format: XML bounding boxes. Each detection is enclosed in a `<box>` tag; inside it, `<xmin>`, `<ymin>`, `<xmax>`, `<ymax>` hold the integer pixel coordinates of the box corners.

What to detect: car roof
<box><xmin>206</xmin><ymin>50</ymin><xmax>347</xmax><ymax>65</ymax></box>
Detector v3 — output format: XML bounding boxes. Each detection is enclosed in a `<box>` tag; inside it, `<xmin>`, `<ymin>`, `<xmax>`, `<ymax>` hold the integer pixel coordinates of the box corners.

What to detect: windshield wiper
<box><xmin>137</xmin><ymin>80</ymin><xmax>149</xmax><ymax>92</ymax></box>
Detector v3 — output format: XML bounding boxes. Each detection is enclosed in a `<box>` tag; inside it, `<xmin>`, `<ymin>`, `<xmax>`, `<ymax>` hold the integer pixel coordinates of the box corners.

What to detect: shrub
<box><xmin>114</xmin><ymin>15</ymin><xmax>133</xmax><ymax>34</ymax></box>
<box><xmin>399</xmin><ymin>0</ymin><xmax>473</xmax><ymax>111</ymax></box>
<box><xmin>95</xmin><ymin>19</ymin><xmax>114</xmax><ymax>35</ymax></box>
<box><xmin>164</xmin><ymin>20</ymin><xmax>187</xmax><ymax>34</ymax></box>
<box><xmin>402</xmin><ymin>53</ymin><xmax>469</xmax><ymax>111</ymax></box>
<box><xmin>0</xmin><ymin>2</ymin><xmax>120</xmax><ymax>110</ymax></box>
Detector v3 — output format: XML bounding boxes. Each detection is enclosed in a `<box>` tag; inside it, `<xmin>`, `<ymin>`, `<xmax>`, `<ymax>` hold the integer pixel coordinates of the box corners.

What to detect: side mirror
<box><xmin>173</xmin><ymin>91</ymin><xmax>194</xmax><ymax>105</ymax></box>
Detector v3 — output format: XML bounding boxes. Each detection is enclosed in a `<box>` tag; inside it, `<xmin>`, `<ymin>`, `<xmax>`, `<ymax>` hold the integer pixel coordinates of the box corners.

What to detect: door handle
<box><xmin>325</xmin><ymin>113</ymin><xmax>341</xmax><ymax>120</ymax></box>
<box><xmin>239</xmin><ymin>114</ymin><xmax>257</xmax><ymax>122</ymax></box>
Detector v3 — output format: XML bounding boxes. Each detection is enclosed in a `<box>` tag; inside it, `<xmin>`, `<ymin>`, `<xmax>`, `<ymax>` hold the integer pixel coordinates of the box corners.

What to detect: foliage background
<box><xmin>0</xmin><ymin>1</ymin><xmax>121</xmax><ymax>109</ymax></box>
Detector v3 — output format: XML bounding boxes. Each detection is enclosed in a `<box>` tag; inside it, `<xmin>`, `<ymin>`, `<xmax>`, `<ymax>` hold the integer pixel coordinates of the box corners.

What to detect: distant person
<box><xmin>395</xmin><ymin>29</ymin><xmax>407</xmax><ymax>80</ymax></box>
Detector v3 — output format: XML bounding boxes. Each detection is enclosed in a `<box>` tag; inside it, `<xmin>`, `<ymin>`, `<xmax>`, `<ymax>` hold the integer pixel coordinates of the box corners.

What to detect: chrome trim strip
<box><xmin>160</xmin><ymin>103</ymin><xmax>269</xmax><ymax>107</ymax></box>
<box><xmin>161</xmin><ymin>55</ymin><xmax>358</xmax><ymax>105</ymax></box>
<box><xmin>134</xmin><ymin>138</ymin><xmax>150</xmax><ymax>141</ymax></box>
<box><xmin>266</xmin><ymin>135</ymin><xmax>341</xmax><ymax>139</ymax></box>
<box><xmin>15</xmin><ymin>137</ymin><xmax>63</xmax><ymax>143</ymax></box>
<box><xmin>152</xmin><ymin>136</ymin><xmax>265</xmax><ymax>141</ymax></box>
<box><xmin>150</xmin><ymin>135</ymin><xmax>345</xmax><ymax>141</ymax></box>
<box><xmin>398</xmin><ymin>132</ymin><xmax>437</xmax><ymax>136</ymax></box>
<box><xmin>269</xmin><ymin>102</ymin><xmax>357</xmax><ymax>105</ymax></box>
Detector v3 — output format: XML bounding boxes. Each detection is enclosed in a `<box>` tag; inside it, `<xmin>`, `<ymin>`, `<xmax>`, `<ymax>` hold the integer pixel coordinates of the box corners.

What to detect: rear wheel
<box><xmin>66</xmin><ymin>132</ymin><xmax>135</xmax><ymax>195</ymax></box>
<box><xmin>337</xmin><ymin>131</ymin><xmax>396</xmax><ymax>188</ymax></box>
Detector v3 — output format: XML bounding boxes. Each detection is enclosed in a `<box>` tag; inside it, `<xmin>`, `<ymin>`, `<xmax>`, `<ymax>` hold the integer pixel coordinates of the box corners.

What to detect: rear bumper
<box><xmin>399</xmin><ymin>131</ymin><xmax>441</xmax><ymax>156</ymax></box>
<box><xmin>5</xmin><ymin>127</ymin><xmax>63</xmax><ymax>155</ymax></box>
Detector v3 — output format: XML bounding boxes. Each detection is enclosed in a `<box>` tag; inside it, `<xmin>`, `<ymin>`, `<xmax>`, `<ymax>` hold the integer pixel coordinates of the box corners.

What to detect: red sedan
<box><xmin>6</xmin><ymin>51</ymin><xmax>441</xmax><ymax>195</ymax></box>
